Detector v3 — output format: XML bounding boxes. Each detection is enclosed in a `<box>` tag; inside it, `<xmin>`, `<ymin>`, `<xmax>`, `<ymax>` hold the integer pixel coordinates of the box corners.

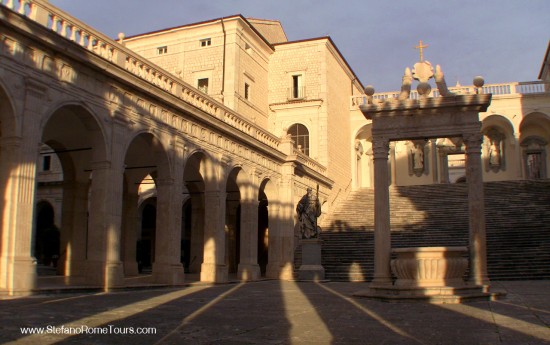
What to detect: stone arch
<box><xmin>39</xmin><ymin>103</ymin><xmax>108</xmax><ymax>278</ymax></box>
<box><xmin>121</xmin><ymin>130</ymin><xmax>173</xmax><ymax>279</ymax></box>
<box><xmin>481</xmin><ymin>115</ymin><xmax>514</xmax><ymax>174</ymax></box>
<box><xmin>0</xmin><ymin>80</ymin><xmax>18</xmax><ymax>137</ymax></box>
<box><xmin>287</xmin><ymin>123</ymin><xmax>310</xmax><ymax>155</ymax></box>
<box><xmin>519</xmin><ymin>112</ymin><xmax>550</xmax><ymax>179</ymax></box>
<box><xmin>224</xmin><ymin>165</ymin><xmax>249</xmax><ymax>275</ymax></box>
<box><xmin>0</xmin><ymin>83</ymin><xmax>17</xmax><ymax>273</ymax></box>
<box><xmin>258</xmin><ymin>177</ymin><xmax>279</xmax><ymax>277</ymax></box>
<box><xmin>181</xmin><ymin>149</ymin><xmax>212</xmax><ymax>274</ymax></box>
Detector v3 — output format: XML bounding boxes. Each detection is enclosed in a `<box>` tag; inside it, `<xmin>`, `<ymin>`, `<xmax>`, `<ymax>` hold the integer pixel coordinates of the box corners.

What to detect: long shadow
<box><xmin>2</xmin><ymin>281</ymin><xmax>292</xmax><ymax>344</ymax></box>
<box><xmin>295</xmin><ymin>281</ymin><xmax>550</xmax><ymax>344</ymax></box>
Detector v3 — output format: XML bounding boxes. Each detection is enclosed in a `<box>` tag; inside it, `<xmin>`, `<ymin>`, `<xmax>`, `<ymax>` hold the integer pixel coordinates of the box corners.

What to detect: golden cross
<box><xmin>414</xmin><ymin>40</ymin><xmax>429</xmax><ymax>62</ymax></box>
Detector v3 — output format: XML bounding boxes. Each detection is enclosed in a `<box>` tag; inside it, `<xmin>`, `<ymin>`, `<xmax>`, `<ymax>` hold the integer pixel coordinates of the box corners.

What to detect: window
<box><xmin>157</xmin><ymin>46</ymin><xmax>168</xmax><ymax>55</ymax></box>
<box><xmin>244</xmin><ymin>83</ymin><xmax>250</xmax><ymax>100</ymax></box>
<box><xmin>200</xmin><ymin>38</ymin><xmax>211</xmax><ymax>47</ymax></box>
<box><xmin>290</xmin><ymin>74</ymin><xmax>304</xmax><ymax>99</ymax></box>
<box><xmin>197</xmin><ymin>78</ymin><xmax>209</xmax><ymax>94</ymax></box>
<box><xmin>287</xmin><ymin>124</ymin><xmax>309</xmax><ymax>156</ymax></box>
<box><xmin>43</xmin><ymin>155</ymin><xmax>51</xmax><ymax>171</ymax></box>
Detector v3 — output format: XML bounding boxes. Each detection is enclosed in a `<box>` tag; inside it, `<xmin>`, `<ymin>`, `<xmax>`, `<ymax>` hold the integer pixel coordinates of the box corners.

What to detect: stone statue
<box><xmin>412</xmin><ymin>143</ymin><xmax>424</xmax><ymax>170</ymax></box>
<box><xmin>489</xmin><ymin>139</ymin><xmax>501</xmax><ymax>167</ymax></box>
<box><xmin>296</xmin><ymin>187</ymin><xmax>321</xmax><ymax>239</ymax></box>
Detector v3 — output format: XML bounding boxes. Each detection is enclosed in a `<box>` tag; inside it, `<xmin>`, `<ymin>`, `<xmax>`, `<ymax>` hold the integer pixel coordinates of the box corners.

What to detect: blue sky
<box><xmin>49</xmin><ymin>0</ymin><xmax>549</xmax><ymax>92</ymax></box>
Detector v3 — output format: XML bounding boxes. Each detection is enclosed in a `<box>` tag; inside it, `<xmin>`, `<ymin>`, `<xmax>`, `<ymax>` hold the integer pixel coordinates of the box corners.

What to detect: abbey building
<box><xmin>0</xmin><ymin>1</ymin><xmax>548</xmax><ymax>296</ymax></box>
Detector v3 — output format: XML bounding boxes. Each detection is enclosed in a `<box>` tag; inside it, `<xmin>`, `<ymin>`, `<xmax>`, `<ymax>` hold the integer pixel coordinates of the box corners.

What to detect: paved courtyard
<box><xmin>1</xmin><ymin>280</ymin><xmax>549</xmax><ymax>344</ymax></box>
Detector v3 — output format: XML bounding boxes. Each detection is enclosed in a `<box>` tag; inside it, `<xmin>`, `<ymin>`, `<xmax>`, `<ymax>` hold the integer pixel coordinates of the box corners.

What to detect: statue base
<box><xmin>298</xmin><ymin>238</ymin><xmax>325</xmax><ymax>281</ymax></box>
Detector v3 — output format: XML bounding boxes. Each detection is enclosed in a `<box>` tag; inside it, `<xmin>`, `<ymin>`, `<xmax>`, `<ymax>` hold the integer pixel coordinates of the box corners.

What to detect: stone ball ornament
<box><xmin>473</xmin><ymin>76</ymin><xmax>485</xmax><ymax>88</ymax></box>
<box><xmin>364</xmin><ymin>85</ymin><xmax>375</xmax><ymax>96</ymax></box>
<box><xmin>416</xmin><ymin>81</ymin><xmax>432</xmax><ymax>96</ymax></box>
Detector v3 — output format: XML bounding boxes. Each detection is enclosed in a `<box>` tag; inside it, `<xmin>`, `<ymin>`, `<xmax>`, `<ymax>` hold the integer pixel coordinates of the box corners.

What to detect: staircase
<box><xmin>309</xmin><ymin>180</ymin><xmax>550</xmax><ymax>281</ymax></box>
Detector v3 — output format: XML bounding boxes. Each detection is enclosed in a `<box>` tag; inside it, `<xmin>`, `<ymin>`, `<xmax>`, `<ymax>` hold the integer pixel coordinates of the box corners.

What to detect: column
<box><xmin>122</xmin><ymin>191</ymin><xmax>139</xmax><ymax>276</ymax></box>
<box><xmin>371</xmin><ymin>137</ymin><xmax>392</xmax><ymax>286</ymax></box>
<box><xmin>153</xmin><ymin>178</ymin><xmax>185</xmax><ymax>284</ymax></box>
<box><xmin>464</xmin><ymin>133</ymin><xmax>489</xmax><ymax>285</ymax></box>
<box><xmin>265</xmin><ymin>204</ymin><xmax>282</xmax><ymax>279</ymax></box>
<box><xmin>0</xmin><ymin>136</ymin><xmax>37</xmax><ymax>295</ymax></box>
<box><xmin>86</xmin><ymin>160</ymin><xmax>125</xmax><ymax>288</ymax></box>
<box><xmin>237</xmin><ymin>182</ymin><xmax>261</xmax><ymax>281</ymax></box>
<box><xmin>201</xmin><ymin>190</ymin><xmax>228</xmax><ymax>283</ymax></box>
<box><xmin>58</xmin><ymin>180</ymin><xmax>88</xmax><ymax>279</ymax></box>
<box><xmin>278</xmin><ymin>165</ymin><xmax>296</xmax><ymax>280</ymax></box>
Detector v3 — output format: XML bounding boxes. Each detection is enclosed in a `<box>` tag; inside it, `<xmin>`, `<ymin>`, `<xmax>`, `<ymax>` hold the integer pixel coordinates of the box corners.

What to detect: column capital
<box><xmin>155</xmin><ymin>178</ymin><xmax>175</xmax><ymax>187</ymax></box>
<box><xmin>0</xmin><ymin>136</ymin><xmax>23</xmax><ymax>148</ymax></box>
<box><xmin>372</xmin><ymin>137</ymin><xmax>390</xmax><ymax>159</ymax></box>
<box><xmin>463</xmin><ymin>132</ymin><xmax>483</xmax><ymax>154</ymax></box>
<box><xmin>90</xmin><ymin>160</ymin><xmax>111</xmax><ymax>170</ymax></box>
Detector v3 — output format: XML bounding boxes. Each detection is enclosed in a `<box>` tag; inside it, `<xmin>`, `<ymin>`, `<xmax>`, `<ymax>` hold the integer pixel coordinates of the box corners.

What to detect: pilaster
<box><xmin>201</xmin><ymin>190</ymin><xmax>228</xmax><ymax>283</ymax></box>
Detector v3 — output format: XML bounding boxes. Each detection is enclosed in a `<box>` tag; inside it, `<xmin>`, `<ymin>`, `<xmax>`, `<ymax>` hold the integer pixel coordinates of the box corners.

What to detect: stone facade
<box><xmin>0</xmin><ymin>1</ymin><xmax>548</xmax><ymax>297</ymax></box>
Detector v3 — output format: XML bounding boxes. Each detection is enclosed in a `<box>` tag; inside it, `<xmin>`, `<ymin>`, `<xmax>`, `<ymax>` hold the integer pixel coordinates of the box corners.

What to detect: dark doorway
<box><xmin>257</xmin><ymin>198</ymin><xmax>269</xmax><ymax>276</ymax></box>
<box><xmin>34</xmin><ymin>201</ymin><xmax>60</xmax><ymax>270</ymax></box>
<box><xmin>138</xmin><ymin>202</ymin><xmax>156</xmax><ymax>273</ymax></box>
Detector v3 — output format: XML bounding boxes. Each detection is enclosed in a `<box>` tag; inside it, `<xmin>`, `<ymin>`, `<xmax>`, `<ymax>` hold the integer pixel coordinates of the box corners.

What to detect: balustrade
<box><xmin>351</xmin><ymin>81</ymin><xmax>550</xmax><ymax>109</ymax></box>
<box><xmin>0</xmin><ymin>0</ymin><xmax>281</xmax><ymax>152</ymax></box>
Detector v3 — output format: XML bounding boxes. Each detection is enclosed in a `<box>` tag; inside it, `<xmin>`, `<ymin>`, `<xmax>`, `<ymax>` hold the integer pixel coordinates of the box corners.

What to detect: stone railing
<box><xmin>292</xmin><ymin>148</ymin><xmax>327</xmax><ymax>175</ymax></box>
<box><xmin>0</xmin><ymin>0</ymin><xmax>281</xmax><ymax>151</ymax></box>
<box><xmin>351</xmin><ymin>81</ymin><xmax>550</xmax><ymax>108</ymax></box>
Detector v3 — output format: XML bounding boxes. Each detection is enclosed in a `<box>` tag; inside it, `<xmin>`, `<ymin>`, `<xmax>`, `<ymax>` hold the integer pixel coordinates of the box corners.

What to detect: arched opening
<box><xmin>122</xmin><ymin>131</ymin><xmax>174</xmax><ymax>282</ymax></box>
<box><xmin>34</xmin><ymin>201</ymin><xmax>60</xmax><ymax>273</ymax></box>
<box><xmin>181</xmin><ymin>199</ymin><xmax>192</xmax><ymax>273</ymax></box>
<box><xmin>519</xmin><ymin>112</ymin><xmax>550</xmax><ymax>180</ymax></box>
<box><xmin>138</xmin><ymin>199</ymin><xmax>156</xmax><ymax>273</ymax></box>
<box><xmin>182</xmin><ymin>152</ymin><xmax>207</xmax><ymax>276</ymax></box>
<box><xmin>257</xmin><ymin>191</ymin><xmax>268</xmax><ymax>277</ymax></box>
<box><xmin>287</xmin><ymin>123</ymin><xmax>310</xmax><ymax>156</ymax></box>
<box><xmin>39</xmin><ymin>103</ymin><xmax>106</xmax><ymax>279</ymax></box>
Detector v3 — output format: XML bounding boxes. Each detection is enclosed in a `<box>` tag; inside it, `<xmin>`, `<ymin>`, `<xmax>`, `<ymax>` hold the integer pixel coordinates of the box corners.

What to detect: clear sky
<box><xmin>49</xmin><ymin>0</ymin><xmax>549</xmax><ymax>92</ymax></box>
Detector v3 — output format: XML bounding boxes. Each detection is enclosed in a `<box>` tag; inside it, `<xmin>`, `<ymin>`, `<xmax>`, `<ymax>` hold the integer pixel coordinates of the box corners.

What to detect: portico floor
<box><xmin>1</xmin><ymin>279</ymin><xmax>549</xmax><ymax>344</ymax></box>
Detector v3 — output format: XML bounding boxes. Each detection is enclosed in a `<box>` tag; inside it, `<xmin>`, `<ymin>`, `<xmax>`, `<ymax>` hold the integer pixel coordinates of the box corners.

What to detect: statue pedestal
<box><xmin>298</xmin><ymin>238</ymin><xmax>325</xmax><ymax>281</ymax></box>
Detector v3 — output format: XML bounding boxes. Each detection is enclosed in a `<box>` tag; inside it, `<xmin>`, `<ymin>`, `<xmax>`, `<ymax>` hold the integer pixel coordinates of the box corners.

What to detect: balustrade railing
<box><xmin>0</xmin><ymin>0</ymin><xmax>282</xmax><ymax>151</ymax></box>
<box><xmin>351</xmin><ymin>81</ymin><xmax>550</xmax><ymax>108</ymax></box>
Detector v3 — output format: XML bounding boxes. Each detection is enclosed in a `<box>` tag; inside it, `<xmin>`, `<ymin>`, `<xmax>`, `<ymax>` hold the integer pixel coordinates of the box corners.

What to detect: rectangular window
<box><xmin>157</xmin><ymin>46</ymin><xmax>168</xmax><ymax>55</ymax></box>
<box><xmin>197</xmin><ymin>78</ymin><xmax>209</xmax><ymax>94</ymax></box>
<box><xmin>244</xmin><ymin>83</ymin><xmax>250</xmax><ymax>100</ymax></box>
<box><xmin>289</xmin><ymin>74</ymin><xmax>305</xmax><ymax>100</ymax></box>
<box><xmin>43</xmin><ymin>155</ymin><xmax>51</xmax><ymax>171</ymax></box>
<box><xmin>200</xmin><ymin>38</ymin><xmax>211</xmax><ymax>47</ymax></box>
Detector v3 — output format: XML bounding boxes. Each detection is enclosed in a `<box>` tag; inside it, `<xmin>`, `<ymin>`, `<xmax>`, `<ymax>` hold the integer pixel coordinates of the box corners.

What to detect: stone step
<box><xmin>298</xmin><ymin>180</ymin><xmax>550</xmax><ymax>282</ymax></box>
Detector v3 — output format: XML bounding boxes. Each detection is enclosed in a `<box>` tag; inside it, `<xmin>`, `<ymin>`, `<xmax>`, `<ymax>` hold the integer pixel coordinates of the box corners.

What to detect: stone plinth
<box><xmin>298</xmin><ymin>239</ymin><xmax>325</xmax><ymax>281</ymax></box>
<box><xmin>354</xmin><ymin>246</ymin><xmax>505</xmax><ymax>303</ymax></box>
<box><xmin>391</xmin><ymin>246</ymin><xmax>468</xmax><ymax>287</ymax></box>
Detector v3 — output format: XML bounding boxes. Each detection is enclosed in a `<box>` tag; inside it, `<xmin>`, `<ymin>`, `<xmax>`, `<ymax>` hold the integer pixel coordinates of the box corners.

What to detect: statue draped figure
<box><xmin>296</xmin><ymin>187</ymin><xmax>321</xmax><ymax>239</ymax></box>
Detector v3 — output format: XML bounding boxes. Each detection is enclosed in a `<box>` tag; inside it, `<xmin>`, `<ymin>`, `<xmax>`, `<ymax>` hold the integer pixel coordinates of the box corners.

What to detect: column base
<box><xmin>85</xmin><ymin>260</ymin><xmax>125</xmax><ymax>289</ymax></box>
<box><xmin>265</xmin><ymin>261</ymin><xmax>282</xmax><ymax>279</ymax></box>
<box><xmin>0</xmin><ymin>256</ymin><xmax>37</xmax><ymax>296</ymax></box>
<box><xmin>237</xmin><ymin>263</ymin><xmax>261</xmax><ymax>281</ymax></box>
<box><xmin>152</xmin><ymin>262</ymin><xmax>185</xmax><ymax>285</ymax></box>
<box><xmin>200</xmin><ymin>263</ymin><xmax>228</xmax><ymax>283</ymax></box>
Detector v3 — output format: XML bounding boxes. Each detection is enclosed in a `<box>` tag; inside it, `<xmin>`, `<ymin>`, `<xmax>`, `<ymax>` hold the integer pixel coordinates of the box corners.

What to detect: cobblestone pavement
<box><xmin>1</xmin><ymin>280</ymin><xmax>549</xmax><ymax>344</ymax></box>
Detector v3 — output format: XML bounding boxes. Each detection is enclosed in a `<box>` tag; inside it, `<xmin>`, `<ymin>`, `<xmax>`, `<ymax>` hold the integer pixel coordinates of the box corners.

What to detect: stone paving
<box><xmin>0</xmin><ymin>280</ymin><xmax>549</xmax><ymax>344</ymax></box>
